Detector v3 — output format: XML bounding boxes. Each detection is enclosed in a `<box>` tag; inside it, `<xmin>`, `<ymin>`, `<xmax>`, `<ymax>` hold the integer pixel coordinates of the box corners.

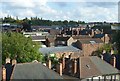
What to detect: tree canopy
<box><xmin>113</xmin><ymin>31</ymin><xmax>120</xmax><ymax>53</ymax></box>
<box><xmin>2</xmin><ymin>32</ymin><xmax>43</xmax><ymax>64</ymax></box>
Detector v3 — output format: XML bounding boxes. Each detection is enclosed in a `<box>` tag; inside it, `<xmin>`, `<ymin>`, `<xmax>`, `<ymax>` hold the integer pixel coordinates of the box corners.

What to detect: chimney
<box><xmin>77</xmin><ymin>29</ymin><xmax>79</xmax><ymax>35</ymax></box>
<box><xmin>113</xmin><ymin>56</ymin><xmax>116</xmax><ymax>68</ymax></box>
<box><xmin>6</xmin><ymin>58</ymin><xmax>10</xmax><ymax>64</ymax></box>
<box><xmin>47</xmin><ymin>59</ymin><xmax>51</xmax><ymax>69</ymax></box>
<box><xmin>2</xmin><ymin>66</ymin><xmax>6</xmax><ymax>81</ymax></box>
<box><xmin>101</xmin><ymin>54</ymin><xmax>104</xmax><ymax>60</ymax></box>
<box><xmin>62</xmin><ymin>58</ymin><xmax>65</xmax><ymax>70</ymax></box>
<box><xmin>91</xmin><ymin>29</ymin><xmax>94</xmax><ymax>37</ymax></box>
<box><xmin>110</xmin><ymin>56</ymin><xmax>116</xmax><ymax>68</ymax></box>
<box><xmin>12</xmin><ymin>59</ymin><xmax>17</xmax><ymax>65</ymax></box>
<box><xmin>56</xmin><ymin>63</ymin><xmax>62</xmax><ymax>76</ymax></box>
<box><xmin>111</xmin><ymin>49</ymin><xmax>114</xmax><ymax>55</ymax></box>
<box><xmin>101</xmin><ymin>29</ymin><xmax>104</xmax><ymax>34</ymax></box>
<box><xmin>73</xmin><ymin>59</ymin><xmax>77</xmax><ymax>74</ymax></box>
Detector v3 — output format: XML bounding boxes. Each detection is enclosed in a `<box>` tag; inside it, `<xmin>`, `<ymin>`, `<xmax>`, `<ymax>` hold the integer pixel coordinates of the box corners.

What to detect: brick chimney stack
<box><xmin>62</xmin><ymin>58</ymin><xmax>65</xmax><ymax>70</ymax></box>
<box><xmin>91</xmin><ymin>29</ymin><xmax>94</xmax><ymax>37</ymax></box>
<box><xmin>101</xmin><ymin>54</ymin><xmax>104</xmax><ymax>60</ymax></box>
<box><xmin>12</xmin><ymin>59</ymin><xmax>17</xmax><ymax>65</ymax></box>
<box><xmin>56</xmin><ymin>63</ymin><xmax>62</xmax><ymax>76</ymax></box>
<box><xmin>110</xmin><ymin>56</ymin><xmax>116</xmax><ymax>68</ymax></box>
<box><xmin>73</xmin><ymin>59</ymin><xmax>77</xmax><ymax>74</ymax></box>
<box><xmin>6</xmin><ymin>58</ymin><xmax>10</xmax><ymax>64</ymax></box>
<box><xmin>47</xmin><ymin>59</ymin><xmax>51</xmax><ymax>69</ymax></box>
<box><xmin>59</xmin><ymin>63</ymin><xmax>62</xmax><ymax>76</ymax></box>
<box><xmin>2</xmin><ymin>66</ymin><xmax>6</xmax><ymax>81</ymax></box>
<box><xmin>113</xmin><ymin>56</ymin><xmax>116</xmax><ymax>68</ymax></box>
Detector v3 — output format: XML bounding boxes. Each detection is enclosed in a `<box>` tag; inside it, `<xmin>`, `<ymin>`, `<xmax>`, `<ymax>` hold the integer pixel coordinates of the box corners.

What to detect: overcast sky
<box><xmin>1</xmin><ymin>0</ymin><xmax>119</xmax><ymax>22</ymax></box>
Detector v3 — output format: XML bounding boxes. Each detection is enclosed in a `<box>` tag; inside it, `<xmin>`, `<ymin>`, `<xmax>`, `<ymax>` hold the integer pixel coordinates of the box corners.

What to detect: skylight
<box><xmin>90</xmin><ymin>41</ymin><xmax>96</xmax><ymax>44</ymax></box>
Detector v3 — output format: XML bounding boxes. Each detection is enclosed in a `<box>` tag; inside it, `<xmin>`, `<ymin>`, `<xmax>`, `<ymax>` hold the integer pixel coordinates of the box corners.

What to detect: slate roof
<box><xmin>78</xmin><ymin>38</ymin><xmax>103</xmax><ymax>44</ymax></box>
<box><xmin>39</xmin><ymin>46</ymin><xmax>80</xmax><ymax>55</ymax></box>
<box><xmin>31</xmin><ymin>36</ymin><xmax>46</xmax><ymax>40</ymax></box>
<box><xmin>79</xmin><ymin>56</ymin><xmax>120</xmax><ymax>79</ymax></box>
<box><xmin>93</xmin><ymin>34</ymin><xmax>104</xmax><ymax>38</ymax></box>
<box><xmin>11</xmin><ymin>62</ymin><xmax>63</xmax><ymax>79</ymax></box>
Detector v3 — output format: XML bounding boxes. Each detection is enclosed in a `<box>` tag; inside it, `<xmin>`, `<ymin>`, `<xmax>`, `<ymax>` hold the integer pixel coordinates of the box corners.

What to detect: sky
<box><xmin>0</xmin><ymin>0</ymin><xmax>120</xmax><ymax>22</ymax></box>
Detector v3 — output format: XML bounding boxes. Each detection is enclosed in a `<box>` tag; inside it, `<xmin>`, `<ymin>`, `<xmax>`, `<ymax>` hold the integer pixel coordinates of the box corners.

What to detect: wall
<box><xmin>82</xmin><ymin>43</ymin><xmax>103</xmax><ymax>56</ymax></box>
<box><xmin>67</xmin><ymin>37</ymin><xmax>75</xmax><ymax>46</ymax></box>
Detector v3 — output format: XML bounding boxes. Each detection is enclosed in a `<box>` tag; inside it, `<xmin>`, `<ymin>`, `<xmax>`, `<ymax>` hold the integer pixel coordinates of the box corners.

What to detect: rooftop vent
<box><xmin>86</xmin><ymin>65</ymin><xmax>91</xmax><ymax>69</ymax></box>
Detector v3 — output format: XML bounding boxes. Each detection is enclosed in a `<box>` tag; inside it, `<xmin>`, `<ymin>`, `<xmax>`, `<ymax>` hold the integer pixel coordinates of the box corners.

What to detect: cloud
<box><xmin>1</xmin><ymin>1</ymin><xmax>118</xmax><ymax>22</ymax></box>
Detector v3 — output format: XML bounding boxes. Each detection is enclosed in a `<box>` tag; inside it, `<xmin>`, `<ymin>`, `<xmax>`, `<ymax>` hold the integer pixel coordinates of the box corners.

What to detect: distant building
<box><xmin>55</xmin><ymin>36</ymin><xmax>74</xmax><ymax>46</ymax></box>
<box><xmin>75</xmin><ymin>38</ymin><xmax>103</xmax><ymax>56</ymax></box>
<box><xmin>39</xmin><ymin>46</ymin><xmax>81</xmax><ymax>59</ymax></box>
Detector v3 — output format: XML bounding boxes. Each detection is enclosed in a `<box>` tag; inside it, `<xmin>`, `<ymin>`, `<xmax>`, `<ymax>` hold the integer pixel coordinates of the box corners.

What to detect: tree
<box><xmin>91</xmin><ymin>44</ymin><xmax>112</xmax><ymax>57</ymax></box>
<box><xmin>113</xmin><ymin>31</ymin><xmax>120</xmax><ymax>53</ymax></box>
<box><xmin>2</xmin><ymin>32</ymin><xmax>43</xmax><ymax>64</ymax></box>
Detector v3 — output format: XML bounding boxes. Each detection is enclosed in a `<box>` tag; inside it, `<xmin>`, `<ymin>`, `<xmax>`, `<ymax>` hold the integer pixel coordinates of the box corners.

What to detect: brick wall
<box><xmin>82</xmin><ymin>43</ymin><xmax>103</xmax><ymax>56</ymax></box>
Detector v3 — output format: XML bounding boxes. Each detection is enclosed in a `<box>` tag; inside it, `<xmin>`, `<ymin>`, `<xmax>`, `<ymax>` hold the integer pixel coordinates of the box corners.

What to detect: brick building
<box><xmin>75</xmin><ymin>38</ymin><xmax>103</xmax><ymax>56</ymax></box>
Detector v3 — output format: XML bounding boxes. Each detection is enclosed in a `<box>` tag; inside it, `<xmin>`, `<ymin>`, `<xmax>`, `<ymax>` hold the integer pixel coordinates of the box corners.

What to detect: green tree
<box><xmin>91</xmin><ymin>44</ymin><xmax>112</xmax><ymax>57</ymax></box>
<box><xmin>2</xmin><ymin>32</ymin><xmax>43</xmax><ymax>64</ymax></box>
<box><xmin>113</xmin><ymin>31</ymin><xmax>120</xmax><ymax>53</ymax></box>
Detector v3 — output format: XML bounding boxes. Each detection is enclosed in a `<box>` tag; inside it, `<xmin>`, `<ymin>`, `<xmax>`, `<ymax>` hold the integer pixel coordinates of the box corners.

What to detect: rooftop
<box><xmin>39</xmin><ymin>46</ymin><xmax>80</xmax><ymax>55</ymax></box>
<box><xmin>11</xmin><ymin>62</ymin><xmax>63</xmax><ymax>79</ymax></box>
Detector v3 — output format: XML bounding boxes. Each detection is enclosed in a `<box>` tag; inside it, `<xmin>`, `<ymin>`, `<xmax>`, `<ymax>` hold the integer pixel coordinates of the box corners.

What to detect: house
<box><xmin>72</xmin><ymin>35</ymin><xmax>91</xmax><ymax>42</ymax></box>
<box><xmin>23</xmin><ymin>32</ymin><xmax>49</xmax><ymax>37</ymax></box>
<box><xmin>55</xmin><ymin>56</ymin><xmax>120</xmax><ymax>80</ymax></box>
<box><xmin>93</xmin><ymin>34</ymin><xmax>110</xmax><ymax>43</ymax></box>
<box><xmin>55</xmin><ymin>36</ymin><xmax>74</xmax><ymax>46</ymax></box>
<box><xmin>75</xmin><ymin>38</ymin><xmax>103</xmax><ymax>56</ymax></box>
<box><xmin>2</xmin><ymin>59</ymin><xmax>63</xmax><ymax>80</ymax></box>
<box><xmin>49</xmin><ymin>29</ymin><xmax>61</xmax><ymax>35</ymax></box>
<box><xmin>45</xmin><ymin>36</ymin><xmax>56</xmax><ymax>47</ymax></box>
<box><xmin>39</xmin><ymin>46</ymin><xmax>82</xmax><ymax>59</ymax></box>
<box><xmin>31</xmin><ymin>36</ymin><xmax>46</xmax><ymax>42</ymax></box>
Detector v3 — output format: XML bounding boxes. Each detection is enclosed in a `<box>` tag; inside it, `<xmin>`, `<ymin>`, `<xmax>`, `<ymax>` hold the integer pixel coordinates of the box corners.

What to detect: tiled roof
<box><xmin>78</xmin><ymin>38</ymin><xmax>103</xmax><ymax>44</ymax></box>
<box><xmin>72</xmin><ymin>35</ymin><xmax>91</xmax><ymax>40</ymax></box>
<box><xmin>11</xmin><ymin>62</ymin><xmax>63</xmax><ymax>79</ymax></box>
